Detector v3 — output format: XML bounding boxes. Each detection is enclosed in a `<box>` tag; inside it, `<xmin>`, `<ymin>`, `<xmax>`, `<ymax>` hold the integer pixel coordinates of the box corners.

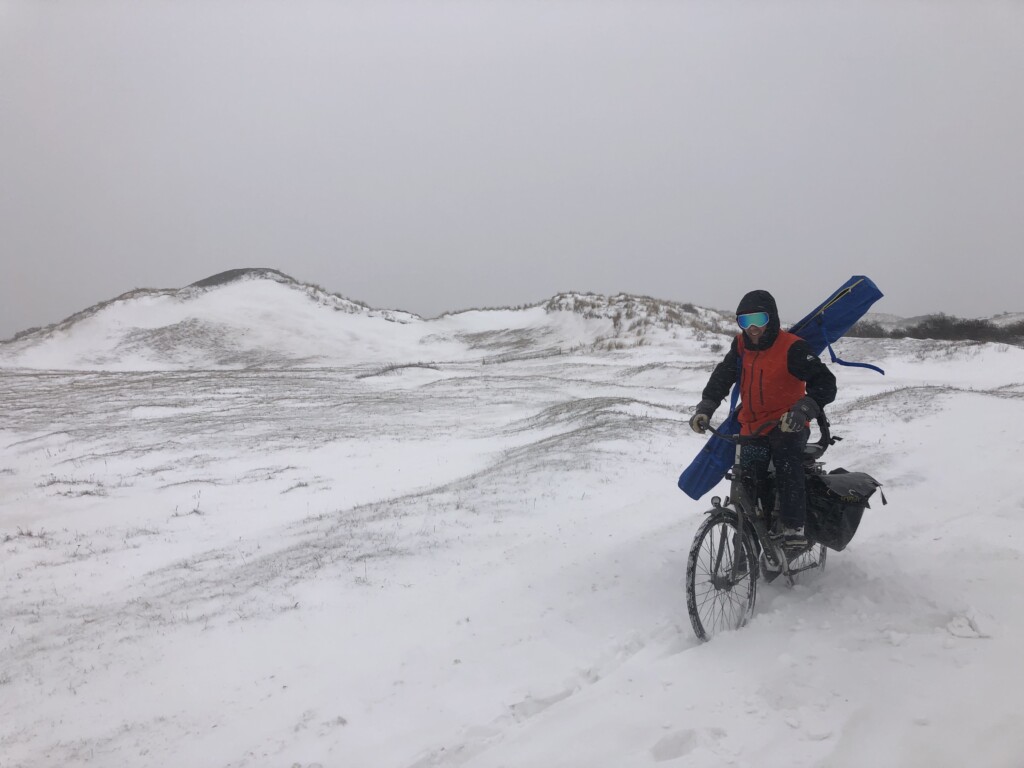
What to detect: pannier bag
<box><xmin>804</xmin><ymin>468</ymin><xmax>885</xmax><ymax>551</ymax></box>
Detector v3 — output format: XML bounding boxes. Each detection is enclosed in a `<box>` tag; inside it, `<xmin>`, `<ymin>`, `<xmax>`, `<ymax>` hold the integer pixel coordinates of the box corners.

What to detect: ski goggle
<box><xmin>737</xmin><ymin>311</ymin><xmax>770</xmax><ymax>330</ymax></box>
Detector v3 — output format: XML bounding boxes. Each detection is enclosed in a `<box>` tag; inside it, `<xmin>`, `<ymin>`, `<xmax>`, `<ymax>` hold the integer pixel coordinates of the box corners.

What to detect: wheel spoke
<box><xmin>786</xmin><ymin>543</ymin><xmax>827</xmax><ymax>584</ymax></box>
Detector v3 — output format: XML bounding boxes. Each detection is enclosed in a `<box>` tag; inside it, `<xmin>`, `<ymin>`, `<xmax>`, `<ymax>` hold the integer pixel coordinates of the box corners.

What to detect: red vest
<box><xmin>736</xmin><ymin>330</ymin><xmax>807</xmax><ymax>435</ymax></box>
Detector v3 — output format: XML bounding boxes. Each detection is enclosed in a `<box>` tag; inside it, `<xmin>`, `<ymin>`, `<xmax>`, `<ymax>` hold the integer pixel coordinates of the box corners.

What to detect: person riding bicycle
<box><xmin>689</xmin><ymin>290</ymin><xmax>837</xmax><ymax>552</ymax></box>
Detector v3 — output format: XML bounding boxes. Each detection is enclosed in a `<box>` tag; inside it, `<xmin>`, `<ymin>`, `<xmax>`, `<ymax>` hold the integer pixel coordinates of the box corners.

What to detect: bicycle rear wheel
<box><xmin>787</xmin><ymin>542</ymin><xmax>827</xmax><ymax>582</ymax></box>
<box><xmin>686</xmin><ymin>510</ymin><xmax>758</xmax><ymax>641</ymax></box>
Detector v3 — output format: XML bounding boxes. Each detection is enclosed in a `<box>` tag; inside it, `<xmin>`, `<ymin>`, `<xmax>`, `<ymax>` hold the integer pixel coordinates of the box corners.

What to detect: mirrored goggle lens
<box><xmin>737</xmin><ymin>312</ymin><xmax>769</xmax><ymax>330</ymax></box>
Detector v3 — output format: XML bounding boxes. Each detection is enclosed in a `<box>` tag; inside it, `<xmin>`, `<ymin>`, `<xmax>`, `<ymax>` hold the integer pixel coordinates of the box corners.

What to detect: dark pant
<box><xmin>740</xmin><ymin>427</ymin><xmax>809</xmax><ymax>530</ymax></box>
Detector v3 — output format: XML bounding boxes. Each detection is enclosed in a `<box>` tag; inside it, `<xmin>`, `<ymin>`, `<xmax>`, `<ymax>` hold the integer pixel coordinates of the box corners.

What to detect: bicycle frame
<box><xmin>715</xmin><ymin>441</ymin><xmax>787</xmax><ymax>576</ymax></box>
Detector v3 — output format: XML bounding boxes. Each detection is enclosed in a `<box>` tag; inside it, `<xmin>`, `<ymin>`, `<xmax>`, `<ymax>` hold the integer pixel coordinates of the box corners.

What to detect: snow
<box><xmin>989</xmin><ymin>312</ymin><xmax>1024</xmax><ymax>328</ymax></box>
<box><xmin>2</xmin><ymin>279</ymin><xmax>1024</xmax><ymax>767</ymax></box>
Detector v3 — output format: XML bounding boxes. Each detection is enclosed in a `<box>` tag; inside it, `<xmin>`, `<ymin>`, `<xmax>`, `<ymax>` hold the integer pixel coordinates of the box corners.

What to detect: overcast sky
<box><xmin>2</xmin><ymin>0</ymin><xmax>1023</xmax><ymax>338</ymax></box>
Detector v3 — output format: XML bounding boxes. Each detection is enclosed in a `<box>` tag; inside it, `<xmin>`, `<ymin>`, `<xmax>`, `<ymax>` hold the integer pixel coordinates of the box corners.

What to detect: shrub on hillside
<box><xmin>846</xmin><ymin>321</ymin><xmax>888</xmax><ymax>338</ymax></box>
<box><xmin>849</xmin><ymin>314</ymin><xmax>1024</xmax><ymax>345</ymax></box>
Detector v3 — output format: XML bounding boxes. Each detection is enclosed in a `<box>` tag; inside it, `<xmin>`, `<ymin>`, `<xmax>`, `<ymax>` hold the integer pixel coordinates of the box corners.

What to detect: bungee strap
<box><xmin>818</xmin><ymin>315</ymin><xmax>886</xmax><ymax>375</ymax></box>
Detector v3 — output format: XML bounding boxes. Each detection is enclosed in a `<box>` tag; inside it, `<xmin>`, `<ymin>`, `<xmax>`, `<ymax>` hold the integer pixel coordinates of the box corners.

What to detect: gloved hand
<box><xmin>689</xmin><ymin>399</ymin><xmax>717</xmax><ymax>434</ymax></box>
<box><xmin>779</xmin><ymin>396</ymin><xmax>818</xmax><ymax>433</ymax></box>
<box><xmin>689</xmin><ymin>413</ymin><xmax>710</xmax><ymax>434</ymax></box>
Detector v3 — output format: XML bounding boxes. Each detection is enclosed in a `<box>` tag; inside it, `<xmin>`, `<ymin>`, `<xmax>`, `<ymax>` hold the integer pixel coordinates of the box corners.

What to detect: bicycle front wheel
<box><xmin>686</xmin><ymin>510</ymin><xmax>758</xmax><ymax>641</ymax></box>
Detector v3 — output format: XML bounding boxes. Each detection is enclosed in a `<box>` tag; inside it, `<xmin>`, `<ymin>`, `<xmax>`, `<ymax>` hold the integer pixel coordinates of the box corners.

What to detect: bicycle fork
<box><xmin>709</xmin><ymin>512</ymin><xmax>750</xmax><ymax>588</ymax></box>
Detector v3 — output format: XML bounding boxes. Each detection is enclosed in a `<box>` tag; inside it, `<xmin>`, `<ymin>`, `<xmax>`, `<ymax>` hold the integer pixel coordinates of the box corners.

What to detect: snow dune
<box><xmin>0</xmin><ymin>271</ymin><xmax>730</xmax><ymax>371</ymax></box>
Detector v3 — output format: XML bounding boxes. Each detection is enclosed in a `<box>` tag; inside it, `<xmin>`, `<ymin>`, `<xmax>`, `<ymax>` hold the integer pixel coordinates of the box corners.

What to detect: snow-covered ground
<box><xmin>2</xmin><ymin>276</ymin><xmax>1023</xmax><ymax>767</ymax></box>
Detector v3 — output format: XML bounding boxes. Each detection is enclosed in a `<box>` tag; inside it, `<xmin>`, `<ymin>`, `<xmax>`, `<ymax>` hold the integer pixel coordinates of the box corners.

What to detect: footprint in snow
<box><xmin>946</xmin><ymin>612</ymin><xmax>992</xmax><ymax>639</ymax></box>
<box><xmin>650</xmin><ymin>728</ymin><xmax>727</xmax><ymax>762</ymax></box>
<box><xmin>508</xmin><ymin>689</ymin><xmax>575</xmax><ymax>722</ymax></box>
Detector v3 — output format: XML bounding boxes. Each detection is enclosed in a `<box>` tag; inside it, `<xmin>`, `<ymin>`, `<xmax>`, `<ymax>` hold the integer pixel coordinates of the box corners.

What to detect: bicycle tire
<box><xmin>686</xmin><ymin>509</ymin><xmax>758</xmax><ymax>641</ymax></box>
<box><xmin>788</xmin><ymin>542</ymin><xmax>827</xmax><ymax>582</ymax></box>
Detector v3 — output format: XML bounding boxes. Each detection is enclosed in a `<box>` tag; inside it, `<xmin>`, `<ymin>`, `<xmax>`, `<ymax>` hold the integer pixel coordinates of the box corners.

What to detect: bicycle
<box><xmin>684</xmin><ymin>416</ymin><xmax>884</xmax><ymax>641</ymax></box>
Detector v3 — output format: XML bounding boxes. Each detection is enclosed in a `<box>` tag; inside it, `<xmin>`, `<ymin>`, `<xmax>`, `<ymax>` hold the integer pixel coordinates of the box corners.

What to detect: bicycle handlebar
<box><xmin>705</xmin><ymin>412</ymin><xmax>836</xmax><ymax>452</ymax></box>
<box><xmin>706</xmin><ymin>420</ymin><xmax>778</xmax><ymax>443</ymax></box>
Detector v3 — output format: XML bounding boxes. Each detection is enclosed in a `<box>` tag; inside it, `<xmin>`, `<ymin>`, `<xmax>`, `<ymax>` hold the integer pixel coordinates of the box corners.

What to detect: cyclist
<box><xmin>689</xmin><ymin>290</ymin><xmax>837</xmax><ymax>551</ymax></box>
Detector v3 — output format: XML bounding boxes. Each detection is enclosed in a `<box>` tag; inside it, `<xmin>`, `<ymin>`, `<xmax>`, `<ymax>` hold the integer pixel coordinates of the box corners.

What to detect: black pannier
<box><xmin>805</xmin><ymin>468</ymin><xmax>884</xmax><ymax>551</ymax></box>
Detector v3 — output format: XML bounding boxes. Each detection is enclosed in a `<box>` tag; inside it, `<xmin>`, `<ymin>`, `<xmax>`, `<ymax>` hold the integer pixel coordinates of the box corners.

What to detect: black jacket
<box><xmin>699</xmin><ymin>290</ymin><xmax>837</xmax><ymax>414</ymax></box>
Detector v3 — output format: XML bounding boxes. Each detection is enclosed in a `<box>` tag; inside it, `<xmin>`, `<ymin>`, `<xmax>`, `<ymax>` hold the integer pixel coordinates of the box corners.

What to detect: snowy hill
<box><xmin>0</xmin><ymin>270</ymin><xmax>734</xmax><ymax>370</ymax></box>
<box><xmin>0</xmin><ymin>269</ymin><xmax>425</xmax><ymax>370</ymax></box>
<box><xmin>988</xmin><ymin>311</ymin><xmax>1024</xmax><ymax>327</ymax></box>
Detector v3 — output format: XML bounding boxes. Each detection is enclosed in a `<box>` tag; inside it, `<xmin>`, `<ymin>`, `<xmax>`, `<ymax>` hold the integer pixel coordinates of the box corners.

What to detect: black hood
<box><xmin>736</xmin><ymin>289</ymin><xmax>781</xmax><ymax>349</ymax></box>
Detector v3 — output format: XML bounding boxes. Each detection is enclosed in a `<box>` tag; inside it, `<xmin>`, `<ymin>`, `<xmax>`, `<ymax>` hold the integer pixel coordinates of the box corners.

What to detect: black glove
<box><xmin>689</xmin><ymin>399</ymin><xmax>717</xmax><ymax>434</ymax></box>
<box><xmin>779</xmin><ymin>396</ymin><xmax>818</xmax><ymax>433</ymax></box>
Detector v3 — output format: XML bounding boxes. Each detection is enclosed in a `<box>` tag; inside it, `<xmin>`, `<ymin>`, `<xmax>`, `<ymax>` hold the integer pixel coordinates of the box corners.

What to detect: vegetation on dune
<box><xmin>849</xmin><ymin>314</ymin><xmax>1024</xmax><ymax>345</ymax></box>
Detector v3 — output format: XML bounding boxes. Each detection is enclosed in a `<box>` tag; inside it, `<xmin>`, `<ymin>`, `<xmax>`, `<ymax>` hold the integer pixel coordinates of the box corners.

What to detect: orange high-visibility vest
<box><xmin>736</xmin><ymin>330</ymin><xmax>807</xmax><ymax>435</ymax></box>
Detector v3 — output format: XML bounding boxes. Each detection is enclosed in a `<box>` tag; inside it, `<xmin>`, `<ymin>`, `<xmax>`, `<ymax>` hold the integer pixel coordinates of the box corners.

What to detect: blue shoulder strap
<box><xmin>818</xmin><ymin>315</ymin><xmax>886</xmax><ymax>375</ymax></box>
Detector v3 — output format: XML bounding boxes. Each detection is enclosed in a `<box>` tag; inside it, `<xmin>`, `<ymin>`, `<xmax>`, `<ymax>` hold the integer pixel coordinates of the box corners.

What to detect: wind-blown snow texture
<box><xmin>2</xmin><ymin>272</ymin><xmax>1023</xmax><ymax>767</ymax></box>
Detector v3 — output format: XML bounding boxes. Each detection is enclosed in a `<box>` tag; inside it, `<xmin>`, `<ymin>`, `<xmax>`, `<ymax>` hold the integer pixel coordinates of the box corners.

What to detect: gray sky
<box><xmin>2</xmin><ymin>0</ymin><xmax>1023</xmax><ymax>338</ymax></box>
